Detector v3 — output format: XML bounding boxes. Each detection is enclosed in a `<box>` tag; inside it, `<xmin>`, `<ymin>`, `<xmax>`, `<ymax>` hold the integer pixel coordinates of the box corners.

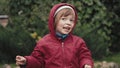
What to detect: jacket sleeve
<box><xmin>78</xmin><ymin>39</ymin><xmax>94</xmax><ymax>68</ymax></box>
<box><xmin>24</xmin><ymin>43</ymin><xmax>45</xmax><ymax>68</ymax></box>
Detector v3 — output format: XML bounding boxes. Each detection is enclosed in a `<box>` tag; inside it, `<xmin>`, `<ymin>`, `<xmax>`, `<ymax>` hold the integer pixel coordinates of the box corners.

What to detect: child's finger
<box><xmin>16</xmin><ymin>55</ymin><xmax>24</xmax><ymax>61</ymax></box>
<box><xmin>16</xmin><ymin>56</ymin><xmax>21</xmax><ymax>60</ymax></box>
<box><xmin>84</xmin><ymin>65</ymin><xmax>91</xmax><ymax>68</ymax></box>
<box><xmin>16</xmin><ymin>61</ymin><xmax>25</xmax><ymax>65</ymax></box>
<box><xmin>16</xmin><ymin>61</ymin><xmax>21</xmax><ymax>66</ymax></box>
<box><xmin>16</xmin><ymin>62</ymin><xmax>22</xmax><ymax>66</ymax></box>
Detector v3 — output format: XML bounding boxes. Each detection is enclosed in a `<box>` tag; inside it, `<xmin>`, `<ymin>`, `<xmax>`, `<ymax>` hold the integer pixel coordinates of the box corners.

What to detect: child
<box><xmin>16</xmin><ymin>3</ymin><xmax>94</xmax><ymax>68</ymax></box>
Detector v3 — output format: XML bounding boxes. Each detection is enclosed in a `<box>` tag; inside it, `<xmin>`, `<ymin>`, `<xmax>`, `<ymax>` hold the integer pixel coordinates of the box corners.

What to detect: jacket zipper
<box><xmin>62</xmin><ymin>42</ymin><xmax>66</xmax><ymax>68</ymax></box>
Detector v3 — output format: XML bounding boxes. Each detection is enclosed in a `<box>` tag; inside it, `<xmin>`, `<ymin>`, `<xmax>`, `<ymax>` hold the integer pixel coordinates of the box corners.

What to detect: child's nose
<box><xmin>66</xmin><ymin>20</ymin><xmax>71</xmax><ymax>25</ymax></box>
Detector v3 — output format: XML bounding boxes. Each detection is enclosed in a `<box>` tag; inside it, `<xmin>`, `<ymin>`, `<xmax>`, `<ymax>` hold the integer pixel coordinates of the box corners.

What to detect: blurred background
<box><xmin>0</xmin><ymin>0</ymin><xmax>120</xmax><ymax>68</ymax></box>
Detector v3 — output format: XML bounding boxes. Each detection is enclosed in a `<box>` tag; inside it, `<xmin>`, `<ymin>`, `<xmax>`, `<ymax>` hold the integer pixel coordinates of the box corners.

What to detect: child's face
<box><xmin>55</xmin><ymin>15</ymin><xmax>75</xmax><ymax>34</ymax></box>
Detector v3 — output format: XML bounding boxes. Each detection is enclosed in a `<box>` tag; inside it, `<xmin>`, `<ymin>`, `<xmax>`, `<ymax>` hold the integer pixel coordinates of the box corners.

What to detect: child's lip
<box><xmin>63</xmin><ymin>26</ymin><xmax>71</xmax><ymax>30</ymax></box>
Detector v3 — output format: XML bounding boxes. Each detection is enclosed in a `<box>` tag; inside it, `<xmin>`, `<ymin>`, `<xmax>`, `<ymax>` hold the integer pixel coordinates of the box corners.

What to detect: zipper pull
<box><xmin>62</xmin><ymin>42</ymin><xmax>64</xmax><ymax>47</ymax></box>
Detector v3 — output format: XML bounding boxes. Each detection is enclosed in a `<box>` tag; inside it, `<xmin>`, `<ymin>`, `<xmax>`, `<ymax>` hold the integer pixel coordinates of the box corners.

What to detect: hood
<box><xmin>48</xmin><ymin>3</ymin><xmax>78</xmax><ymax>37</ymax></box>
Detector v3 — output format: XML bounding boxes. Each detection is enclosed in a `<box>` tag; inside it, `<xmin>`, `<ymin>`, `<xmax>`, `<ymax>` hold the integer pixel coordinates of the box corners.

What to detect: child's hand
<box><xmin>84</xmin><ymin>64</ymin><xmax>91</xmax><ymax>68</ymax></box>
<box><xmin>16</xmin><ymin>55</ymin><xmax>27</xmax><ymax>66</ymax></box>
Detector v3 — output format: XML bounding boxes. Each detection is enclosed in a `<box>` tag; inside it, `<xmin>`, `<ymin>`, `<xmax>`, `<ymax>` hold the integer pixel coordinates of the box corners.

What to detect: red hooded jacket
<box><xmin>25</xmin><ymin>3</ymin><xmax>93</xmax><ymax>68</ymax></box>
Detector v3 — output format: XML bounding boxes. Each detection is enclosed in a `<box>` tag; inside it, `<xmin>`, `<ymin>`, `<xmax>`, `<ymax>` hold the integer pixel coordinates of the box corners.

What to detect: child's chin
<box><xmin>62</xmin><ymin>32</ymin><xmax>69</xmax><ymax>34</ymax></box>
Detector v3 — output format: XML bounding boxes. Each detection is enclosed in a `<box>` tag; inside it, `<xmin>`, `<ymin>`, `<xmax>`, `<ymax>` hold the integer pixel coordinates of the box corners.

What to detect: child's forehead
<box><xmin>61</xmin><ymin>15</ymin><xmax>75</xmax><ymax>19</ymax></box>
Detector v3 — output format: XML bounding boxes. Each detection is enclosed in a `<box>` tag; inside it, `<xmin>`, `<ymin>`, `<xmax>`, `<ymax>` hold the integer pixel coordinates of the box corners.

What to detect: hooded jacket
<box><xmin>25</xmin><ymin>3</ymin><xmax>93</xmax><ymax>68</ymax></box>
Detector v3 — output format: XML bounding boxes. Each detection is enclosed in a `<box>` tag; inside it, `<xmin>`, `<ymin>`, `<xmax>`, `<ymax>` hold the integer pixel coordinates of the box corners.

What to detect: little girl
<box><xmin>16</xmin><ymin>3</ymin><xmax>94</xmax><ymax>68</ymax></box>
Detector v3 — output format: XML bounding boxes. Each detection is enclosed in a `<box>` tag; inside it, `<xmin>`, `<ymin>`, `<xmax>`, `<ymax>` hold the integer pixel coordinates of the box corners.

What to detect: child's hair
<box><xmin>54</xmin><ymin>8</ymin><xmax>75</xmax><ymax>26</ymax></box>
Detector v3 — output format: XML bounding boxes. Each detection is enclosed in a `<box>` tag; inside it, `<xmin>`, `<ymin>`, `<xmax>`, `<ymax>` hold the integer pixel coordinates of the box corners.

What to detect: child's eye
<box><xmin>70</xmin><ymin>19</ymin><xmax>74</xmax><ymax>22</ymax></box>
<box><xmin>61</xmin><ymin>17</ymin><xmax>66</xmax><ymax>20</ymax></box>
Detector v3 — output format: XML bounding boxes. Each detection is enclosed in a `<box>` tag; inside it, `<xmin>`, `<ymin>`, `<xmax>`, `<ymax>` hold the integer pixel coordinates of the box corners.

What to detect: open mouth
<box><xmin>63</xmin><ymin>27</ymin><xmax>71</xmax><ymax>31</ymax></box>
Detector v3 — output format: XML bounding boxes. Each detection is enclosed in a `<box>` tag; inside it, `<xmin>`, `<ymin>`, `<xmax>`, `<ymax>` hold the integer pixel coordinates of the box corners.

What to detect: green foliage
<box><xmin>9</xmin><ymin>0</ymin><xmax>52</xmax><ymax>36</ymax></box>
<box><xmin>0</xmin><ymin>25</ymin><xmax>35</xmax><ymax>63</ymax></box>
<box><xmin>101</xmin><ymin>0</ymin><xmax>120</xmax><ymax>52</ymax></box>
<box><xmin>0</xmin><ymin>0</ymin><xmax>9</xmax><ymax>14</ymax></box>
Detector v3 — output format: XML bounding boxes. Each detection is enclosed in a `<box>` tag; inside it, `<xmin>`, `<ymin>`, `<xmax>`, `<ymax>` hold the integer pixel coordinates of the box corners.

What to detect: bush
<box><xmin>0</xmin><ymin>25</ymin><xmax>35</xmax><ymax>63</ymax></box>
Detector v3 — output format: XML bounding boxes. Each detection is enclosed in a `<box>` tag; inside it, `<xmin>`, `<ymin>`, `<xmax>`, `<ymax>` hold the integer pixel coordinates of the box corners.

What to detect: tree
<box><xmin>101</xmin><ymin>0</ymin><xmax>120</xmax><ymax>52</ymax></box>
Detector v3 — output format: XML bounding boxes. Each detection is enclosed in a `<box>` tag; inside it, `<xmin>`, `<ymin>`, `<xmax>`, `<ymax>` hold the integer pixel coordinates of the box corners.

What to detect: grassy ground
<box><xmin>0</xmin><ymin>63</ymin><xmax>17</xmax><ymax>68</ymax></box>
<box><xmin>94</xmin><ymin>52</ymin><xmax>120</xmax><ymax>68</ymax></box>
<box><xmin>102</xmin><ymin>52</ymin><xmax>120</xmax><ymax>64</ymax></box>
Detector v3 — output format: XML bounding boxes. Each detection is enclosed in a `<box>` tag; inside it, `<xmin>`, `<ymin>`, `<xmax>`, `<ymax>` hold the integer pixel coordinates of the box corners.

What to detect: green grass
<box><xmin>0</xmin><ymin>63</ymin><xmax>17</xmax><ymax>68</ymax></box>
<box><xmin>102</xmin><ymin>52</ymin><xmax>120</xmax><ymax>64</ymax></box>
<box><xmin>94</xmin><ymin>53</ymin><xmax>120</xmax><ymax>68</ymax></box>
